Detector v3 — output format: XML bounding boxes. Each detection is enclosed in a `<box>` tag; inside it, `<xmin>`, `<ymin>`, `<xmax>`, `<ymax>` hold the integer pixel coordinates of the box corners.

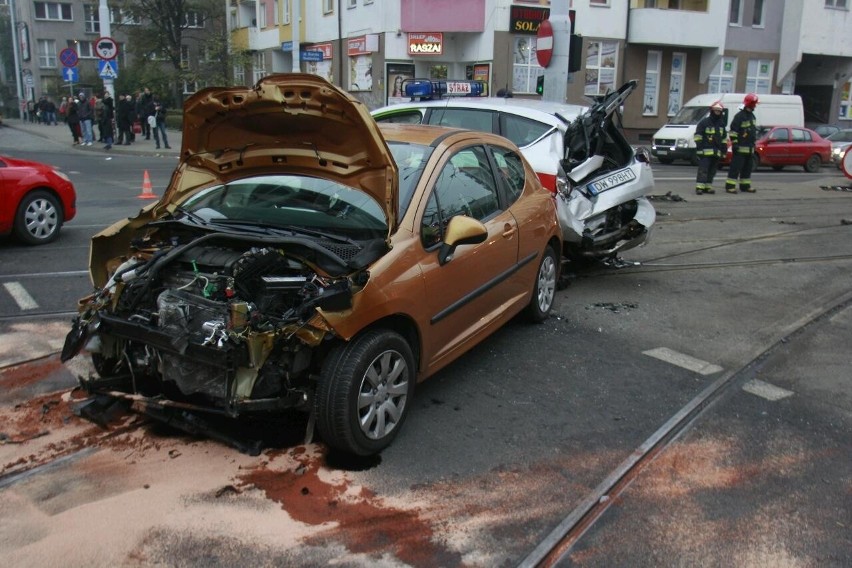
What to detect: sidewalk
<box><xmin>2</xmin><ymin>118</ymin><xmax>182</xmax><ymax>157</ymax></box>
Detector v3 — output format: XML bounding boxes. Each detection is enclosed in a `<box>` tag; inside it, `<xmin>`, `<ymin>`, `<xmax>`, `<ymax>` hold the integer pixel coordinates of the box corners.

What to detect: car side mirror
<box><xmin>438</xmin><ymin>215</ymin><xmax>488</xmax><ymax>265</ymax></box>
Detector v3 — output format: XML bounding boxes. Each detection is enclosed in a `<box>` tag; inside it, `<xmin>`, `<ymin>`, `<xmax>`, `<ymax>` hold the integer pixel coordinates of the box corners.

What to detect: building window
<box><xmin>667</xmin><ymin>52</ymin><xmax>686</xmax><ymax>116</ymax></box>
<box><xmin>84</xmin><ymin>4</ymin><xmax>99</xmax><ymax>34</ymax></box>
<box><xmin>38</xmin><ymin>39</ymin><xmax>56</xmax><ymax>68</ymax></box>
<box><xmin>745</xmin><ymin>59</ymin><xmax>773</xmax><ymax>94</ymax></box>
<box><xmin>111</xmin><ymin>7</ymin><xmax>139</xmax><ymax>25</ymax></box>
<box><xmin>729</xmin><ymin>0</ymin><xmax>742</xmax><ymax>25</ymax></box>
<box><xmin>825</xmin><ymin>0</ymin><xmax>848</xmax><ymax>8</ymax></box>
<box><xmin>72</xmin><ymin>40</ymin><xmax>97</xmax><ymax>59</ymax></box>
<box><xmin>590</xmin><ymin>0</ymin><xmax>610</xmax><ymax>5</ymax></box>
<box><xmin>253</xmin><ymin>52</ymin><xmax>266</xmax><ymax>83</ymax></box>
<box><xmin>584</xmin><ymin>40</ymin><xmax>617</xmax><ymax>96</ymax></box>
<box><xmin>708</xmin><ymin>56</ymin><xmax>737</xmax><ymax>93</ymax></box>
<box><xmin>282</xmin><ymin>0</ymin><xmax>290</xmax><ymax>23</ymax></box>
<box><xmin>752</xmin><ymin>0</ymin><xmax>764</xmax><ymax>26</ymax></box>
<box><xmin>234</xmin><ymin>65</ymin><xmax>246</xmax><ymax>86</ymax></box>
<box><xmin>323</xmin><ymin>0</ymin><xmax>334</xmax><ymax>14</ymax></box>
<box><xmin>35</xmin><ymin>2</ymin><xmax>72</xmax><ymax>21</ymax></box>
<box><xmin>273</xmin><ymin>0</ymin><xmax>279</xmax><ymax>25</ymax></box>
<box><xmin>348</xmin><ymin>0</ymin><xmax>356</xmax><ymax>8</ymax></box>
<box><xmin>184</xmin><ymin>11</ymin><xmax>204</xmax><ymax>28</ymax></box>
<box><xmin>511</xmin><ymin>36</ymin><xmax>541</xmax><ymax>95</ymax></box>
<box><xmin>180</xmin><ymin>45</ymin><xmax>190</xmax><ymax>69</ymax></box>
<box><xmin>183</xmin><ymin>80</ymin><xmax>202</xmax><ymax>95</ymax></box>
<box><xmin>642</xmin><ymin>50</ymin><xmax>661</xmax><ymax>115</ymax></box>
<box><xmin>258</xmin><ymin>3</ymin><xmax>267</xmax><ymax>27</ymax></box>
<box><xmin>839</xmin><ymin>81</ymin><xmax>851</xmax><ymax>119</ymax></box>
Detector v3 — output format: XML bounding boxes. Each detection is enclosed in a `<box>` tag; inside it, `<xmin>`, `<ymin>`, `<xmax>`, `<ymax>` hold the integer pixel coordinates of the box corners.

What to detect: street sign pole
<box><xmin>98</xmin><ymin>0</ymin><xmax>114</xmax><ymax>97</ymax></box>
<box><xmin>541</xmin><ymin>5</ymin><xmax>572</xmax><ymax>103</ymax></box>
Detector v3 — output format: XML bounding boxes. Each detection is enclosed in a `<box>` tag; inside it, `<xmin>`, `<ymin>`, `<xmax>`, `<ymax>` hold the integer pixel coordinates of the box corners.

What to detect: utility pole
<box><xmin>291</xmin><ymin>0</ymin><xmax>300</xmax><ymax>72</ymax></box>
<box><xmin>541</xmin><ymin>3</ymin><xmax>571</xmax><ymax>103</ymax></box>
<box><xmin>9</xmin><ymin>0</ymin><xmax>25</xmax><ymax>115</ymax></box>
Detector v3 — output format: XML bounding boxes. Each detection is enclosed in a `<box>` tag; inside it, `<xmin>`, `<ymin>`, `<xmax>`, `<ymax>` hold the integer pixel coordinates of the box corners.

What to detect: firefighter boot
<box><xmin>725</xmin><ymin>180</ymin><xmax>738</xmax><ymax>194</ymax></box>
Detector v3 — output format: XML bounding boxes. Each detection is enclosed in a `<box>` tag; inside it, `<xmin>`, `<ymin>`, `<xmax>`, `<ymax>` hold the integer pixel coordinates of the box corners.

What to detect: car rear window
<box><xmin>425</xmin><ymin>108</ymin><xmax>494</xmax><ymax>133</ymax></box>
<box><xmin>374</xmin><ymin>110</ymin><xmax>424</xmax><ymax>124</ymax></box>
<box><xmin>500</xmin><ymin>113</ymin><xmax>552</xmax><ymax>148</ymax></box>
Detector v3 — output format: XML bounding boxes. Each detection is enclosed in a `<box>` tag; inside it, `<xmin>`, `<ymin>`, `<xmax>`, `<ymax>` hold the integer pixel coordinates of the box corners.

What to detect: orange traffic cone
<box><xmin>138</xmin><ymin>170</ymin><xmax>157</xmax><ymax>199</ymax></box>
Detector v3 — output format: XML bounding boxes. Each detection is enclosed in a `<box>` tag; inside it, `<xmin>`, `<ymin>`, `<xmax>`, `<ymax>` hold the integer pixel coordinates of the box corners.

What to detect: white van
<box><xmin>651</xmin><ymin>93</ymin><xmax>804</xmax><ymax>164</ymax></box>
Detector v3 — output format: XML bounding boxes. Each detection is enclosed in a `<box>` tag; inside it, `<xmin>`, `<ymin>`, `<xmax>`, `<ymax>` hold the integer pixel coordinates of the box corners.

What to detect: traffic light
<box><xmin>536</xmin><ymin>75</ymin><xmax>544</xmax><ymax>95</ymax></box>
<box><xmin>568</xmin><ymin>34</ymin><xmax>583</xmax><ymax>73</ymax></box>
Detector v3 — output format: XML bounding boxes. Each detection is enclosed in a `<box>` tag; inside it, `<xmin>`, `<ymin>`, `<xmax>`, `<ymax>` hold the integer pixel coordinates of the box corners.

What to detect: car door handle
<box><xmin>502</xmin><ymin>224</ymin><xmax>517</xmax><ymax>239</ymax></box>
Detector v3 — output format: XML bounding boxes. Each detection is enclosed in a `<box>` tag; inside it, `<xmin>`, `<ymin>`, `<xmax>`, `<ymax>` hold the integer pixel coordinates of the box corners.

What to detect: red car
<box><xmin>0</xmin><ymin>155</ymin><xmax>77</xmax><ymax>244</ymax></box>
<box><xmin>721</xmin><ymin>126</ymin><xmax>832</xmax><ymax>172</ymax></box>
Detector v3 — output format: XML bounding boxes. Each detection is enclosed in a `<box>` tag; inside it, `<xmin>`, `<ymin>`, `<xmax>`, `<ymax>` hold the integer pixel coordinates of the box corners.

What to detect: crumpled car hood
<box><xmin>166</xmin><ymin>73</ymin><xmax>398</xmax><ymax>230</ymax></box>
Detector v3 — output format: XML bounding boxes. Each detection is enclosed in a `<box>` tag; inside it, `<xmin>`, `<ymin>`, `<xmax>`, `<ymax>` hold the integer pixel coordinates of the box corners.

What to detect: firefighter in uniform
<box><xmin>726</xmin><ymin>93</ymin><xmax>759</xmax><ymax>193</ymax></box>
<box><xmin>694</xmin><ymin>100</ymin><xmax>727</xmax><ymax>194</ymax></box>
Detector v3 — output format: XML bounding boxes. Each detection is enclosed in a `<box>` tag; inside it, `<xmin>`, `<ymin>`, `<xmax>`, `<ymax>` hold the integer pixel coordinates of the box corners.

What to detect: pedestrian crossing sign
<box><xmin>98</xmin><ymin>60</ymin><xmax>119</xmax><ymax>79</ymax></box>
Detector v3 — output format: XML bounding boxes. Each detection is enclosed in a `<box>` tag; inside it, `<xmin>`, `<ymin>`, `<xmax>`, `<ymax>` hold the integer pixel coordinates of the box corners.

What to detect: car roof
<box><xmin>373</xmin><ymin>97</ymin><xmax>587</xmax><ymax>126</ymax></box>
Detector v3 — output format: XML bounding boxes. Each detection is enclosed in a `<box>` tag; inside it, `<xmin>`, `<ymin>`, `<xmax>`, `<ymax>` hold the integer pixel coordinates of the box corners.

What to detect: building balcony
<box><xmin>628</xmin><ymin>7</ymin><xmax>726</xmax><ymax>48</ymax></box>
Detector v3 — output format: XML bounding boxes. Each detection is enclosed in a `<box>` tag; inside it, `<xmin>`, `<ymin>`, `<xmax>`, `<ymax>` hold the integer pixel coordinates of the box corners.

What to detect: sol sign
<box><xmin>509</xmin><ymin>5</ymin><xmax>549</xmax><ymax>35</ymax></box>
<box><xmin>408</xmin><ymin>33</ymin><xmax>443</xmax><ymax>56</ymax></box>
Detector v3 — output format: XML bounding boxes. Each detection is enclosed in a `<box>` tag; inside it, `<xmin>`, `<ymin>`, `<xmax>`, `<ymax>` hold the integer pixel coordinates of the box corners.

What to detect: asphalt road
<box><xmin>1</xmin><ymin>128</ymin><xmax>850</xmax><ymax>566</ymax></box>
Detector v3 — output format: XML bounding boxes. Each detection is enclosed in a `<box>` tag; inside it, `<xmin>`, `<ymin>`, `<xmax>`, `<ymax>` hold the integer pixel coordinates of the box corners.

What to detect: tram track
<box><xmin>518</xmin><ymin>287</ymin><xmax>852</xmax><ymax>567</ymax></box>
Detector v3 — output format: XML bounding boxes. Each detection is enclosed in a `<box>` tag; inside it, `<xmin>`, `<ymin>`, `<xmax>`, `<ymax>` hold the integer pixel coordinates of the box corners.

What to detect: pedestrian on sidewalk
<box><xmin>77</xmin><ymin>92</ymin><xmax>94</xmax><ymax>145</ymax></box>
<box><xmin>140</xmin><ymin>88</ymin><xmax>153</xmax><ymax>140</ymax></box>
<box><xmin>694</xmin><ymin>100</ymin><xmax>727</xmax><ymax>195</ymax></box>
<box><xmin>116</xmin><ymin>94</ymin><xmax>132</xmax><ymax>145</ymax></box>
<box><xmin>150</xmin><ymin>97</ymin><xmax>171</xmax><ymax>150</ymax></box>
<box><xmin>101</xmin><ymin>92</ymin><xmax>115</xmax><ymax>150</ymax></box>
<box><xmin>66</xmin><ymin>98</ymin><xmax>81</xmax><ymax>145</ymax></box>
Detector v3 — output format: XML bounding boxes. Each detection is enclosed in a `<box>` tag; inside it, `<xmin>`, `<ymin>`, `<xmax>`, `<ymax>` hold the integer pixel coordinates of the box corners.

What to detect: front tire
<box><xmin>13</xmin><ymin>190</ymin><xmax>63</xmax><ymax>245</ymax></box>
<box><xmin>316</xmin><ymin>329</ymin><xmax>415</xmax><ymax>456</ymax></box>
<box><xmin>527</xmin><ymin>245</ymin><xmax>558</xmax><ymax>323</ymax></box>
<box><xmin>804</xmin><ymin>154</ymin><xmax>821</xmax><ymax>173</ymax></box>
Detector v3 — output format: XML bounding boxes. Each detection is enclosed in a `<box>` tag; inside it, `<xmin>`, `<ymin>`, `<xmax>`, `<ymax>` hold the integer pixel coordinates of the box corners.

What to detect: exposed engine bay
<box><xmin>62</xmin><ymin>224</ymin><xmax>376</xmax><ymax>416</ymax></box>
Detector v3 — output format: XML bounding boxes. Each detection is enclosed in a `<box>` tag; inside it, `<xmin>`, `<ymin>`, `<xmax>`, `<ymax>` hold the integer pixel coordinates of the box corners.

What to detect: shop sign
<box><xmin>310</xmin><ymin>42</ymin><xmax>334</xmax><ymax>60</ymax></box>
<box><xmin>509</xmin><ymin>5</ymin><xmax>550</xmax><ymax>35</ymax></box>
<box><xmin>347</xmin><ymin>34</ymin><xmax>379</xmax><ymax>56</ymax></box>
<box><xmin>408</xmin><ymin>33</ymin><xmax>443</xmax><ymax>56</ymax></box>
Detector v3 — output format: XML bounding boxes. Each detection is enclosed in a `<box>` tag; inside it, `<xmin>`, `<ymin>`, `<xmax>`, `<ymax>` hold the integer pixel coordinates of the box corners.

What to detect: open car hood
<box><xmin>164</xmin><ymin>73</ymin><xmax>398</xmax><ymax>230</ymax></box>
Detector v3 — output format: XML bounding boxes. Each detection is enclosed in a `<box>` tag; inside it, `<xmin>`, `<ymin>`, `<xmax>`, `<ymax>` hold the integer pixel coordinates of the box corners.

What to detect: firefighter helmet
<box><xmin>743</xmin><ymin>93</ymin><xmax>759</xmax><ymax>109</ymax></box>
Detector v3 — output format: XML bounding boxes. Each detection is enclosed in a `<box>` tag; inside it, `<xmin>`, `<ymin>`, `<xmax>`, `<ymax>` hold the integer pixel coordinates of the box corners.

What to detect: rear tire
<box><xmin>804</xmin><ymin>154</ymin><xmax>821</xmax><ymax>173</ymax></box>
<box><xmin>13</xmin><ymin>189</ymin><xmax>63</xmax><ymax>245</ymax></box>
<box><xmin>527</xmin><ymin>245</ymin><xmax>558</xmax><ymax>323</ymax></box>
<box><xmin>315</xmin><ymin>330</ymin><xmax>415</xmax><ymax>456</ymax></box>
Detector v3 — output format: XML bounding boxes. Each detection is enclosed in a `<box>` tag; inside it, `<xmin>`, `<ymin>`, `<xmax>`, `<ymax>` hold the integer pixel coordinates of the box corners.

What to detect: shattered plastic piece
<box><xmin>649</xmin><ymin>191</ymin><xmax>685</xmax><ymax>202</ymax></box>
<box><xmin>820</xmin><ymin>185</ymin><xmax>852</xmax><ymax>192</ymax></box>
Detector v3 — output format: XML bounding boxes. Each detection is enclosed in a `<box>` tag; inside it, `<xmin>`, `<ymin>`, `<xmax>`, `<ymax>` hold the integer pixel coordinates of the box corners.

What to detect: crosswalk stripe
<box><xmin>742</xmin><ymin>379</ymin><xmax>794</xmax><ymax>401</ymax></box>
<box><xmin>642</xmin><ymin>347</ymin><xmax>724</xmax><ymax>375</ymax></box>
<box><xmin>3</xmin><ymin>282</ymin><xmax>39</xmax><ymax>310</ymax></box>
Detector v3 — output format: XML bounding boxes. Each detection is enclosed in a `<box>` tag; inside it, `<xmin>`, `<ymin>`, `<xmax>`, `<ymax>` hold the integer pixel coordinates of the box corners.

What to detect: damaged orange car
<box><xmin>62</xmin><ymin>74</ymin><xmax>561</xmax><ymax>456</ymax></box>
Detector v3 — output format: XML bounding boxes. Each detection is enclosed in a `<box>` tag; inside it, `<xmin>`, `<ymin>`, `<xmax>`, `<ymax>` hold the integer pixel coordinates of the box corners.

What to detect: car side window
<box><xmin>490</xmin><ymin>146</ymin><xmax>525</xmax><ymax>205</ymax></box>
<box><xmin>374</xmin><ymin>110</ymin><xmax>423</xmax><ymax>124</ymax></box>
<box><xmin>791</xmin><ymin>129</ymin><xmax>809</xmax><ymax>142</ymax></box>
<box><xmin>426</xmin><ymin>109</ymin><xmax>494</xmax><ymax>133</ymax></box>
<box><xmin>500</xmin><ymin>113</ymin><xmax>551</xmax><ymax>147</ymax></box>
<box><xmin>420</xmin><ymin>146</ymin><xmax>500</xmax><ymax>249</ymax></box>
<box><xmin>770</xmin><ymin>129</ymin><xmax>789</xmax><ymax>142</ymax></box>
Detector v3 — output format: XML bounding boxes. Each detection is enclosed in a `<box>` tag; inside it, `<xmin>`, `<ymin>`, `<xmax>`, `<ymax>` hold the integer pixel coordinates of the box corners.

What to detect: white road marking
<box><xmin>642</xmin><ymin>347</ymin><xmax>723</xmax><ymax>375</ymax></box>
<box><xmin>742</xmin><ymin>379</ymin><xmax>794</xmax><ymax>401</ymax></box>
<box><xmin>3</xmin><ymin>282</ymin><xmax>39</xmax><ymax>310</ymax></box>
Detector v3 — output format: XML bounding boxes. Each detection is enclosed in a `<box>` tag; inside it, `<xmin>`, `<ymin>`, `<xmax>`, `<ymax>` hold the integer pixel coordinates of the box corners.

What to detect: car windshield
<box><xmin>180</xmin><ymin>174</ymin><xmax>388</xmax><ymax>240</ymax></box>
<box><xmin>669</xmin><ymin>106</ymin><xmax>710</xmax><ymax>125</ymax></box>
<box><xmin>388</xmin><ymin>141</ymin><xmax>433</xmax><ymax>217</ymax></box>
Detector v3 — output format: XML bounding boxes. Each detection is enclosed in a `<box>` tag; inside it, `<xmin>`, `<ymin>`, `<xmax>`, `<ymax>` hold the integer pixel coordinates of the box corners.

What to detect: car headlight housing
<box><xmin>676</xmin><ymin>138</ymin><xmax>689</xmax><ymax>149</ymax></box>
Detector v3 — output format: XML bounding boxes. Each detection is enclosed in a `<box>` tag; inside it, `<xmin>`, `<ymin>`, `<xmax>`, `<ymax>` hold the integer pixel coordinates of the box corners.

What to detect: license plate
<box><xmin>587</xmin><ymin>168</ymin><xmax>637</xmax><ymax>195</ymax></box>
<box><xmin>657</xmin><ymin>150</ymin><xmax>668</xmax><ymax>155</ymax></box>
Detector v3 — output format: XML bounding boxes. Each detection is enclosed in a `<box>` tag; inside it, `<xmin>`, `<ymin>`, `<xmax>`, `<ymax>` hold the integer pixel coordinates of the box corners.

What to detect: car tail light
<box><xmin>537</xmin><ymin>172</ymin><xmax>558</xmax><ymax>194</ymax></box>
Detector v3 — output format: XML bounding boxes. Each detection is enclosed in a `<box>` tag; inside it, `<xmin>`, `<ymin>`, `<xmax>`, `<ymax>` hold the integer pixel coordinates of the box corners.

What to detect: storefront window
<box><xmin>667</xmin><ymin>52</ymin><xmax>685</xmax><ymax>116</ymax></box>
<box><xmin>708</xmin><ymin>56</ymin><xmax>737</xmax><ymax>93</ymax></box>
<box><xmin>745</xmin><ymin>59</ymin><xmax>773</xmax><ymax>94</ymax></box>
<box><xmin>643</xmin><ymin>50</ymin><xmax>661</xmax><ymax>115</ymax></box>
<box><xmin>584</xmin><ymin>40</ymin><xmax>617</xmax><ymax>96</ymax></box>
<box><xmin>511</xmin><ymin>36</ymin><xmax>542</xmax><ymax>95</ymax></box>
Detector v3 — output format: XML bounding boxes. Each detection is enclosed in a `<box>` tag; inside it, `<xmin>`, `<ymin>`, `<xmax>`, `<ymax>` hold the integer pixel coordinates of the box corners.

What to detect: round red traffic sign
<box><xmin>842</xmin><ymin>145</ymin><xmax>852</xmax><ymax>180</ymax></box>
<box><xmin>95</xmin><ymin>36</ymin><xmax>119</xmax><ymax>60</ymax></box>
<box><xmin>536</xmin><ymin>19</ymin><xmax>554</xmax><ymax>68</ymax></box>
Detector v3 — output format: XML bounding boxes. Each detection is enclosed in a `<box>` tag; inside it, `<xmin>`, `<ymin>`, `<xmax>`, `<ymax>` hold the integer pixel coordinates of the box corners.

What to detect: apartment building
<box><xmin>228</xmin><ymin>0</ymin><xmax>852</xmax><ymax>140</ymax></box>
